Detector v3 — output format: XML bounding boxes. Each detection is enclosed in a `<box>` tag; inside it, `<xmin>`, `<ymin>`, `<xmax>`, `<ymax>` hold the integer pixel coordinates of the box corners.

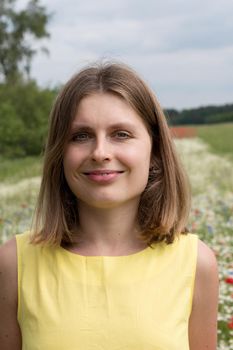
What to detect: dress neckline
<box><xmin>58</xmin><ymin>243</ymin><xmax>153</xmax><ymax>260</ymax></box>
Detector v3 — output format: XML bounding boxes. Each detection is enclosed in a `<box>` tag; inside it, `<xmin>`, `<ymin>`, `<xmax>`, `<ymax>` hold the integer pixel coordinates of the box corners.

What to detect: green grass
<box><xmin>0</xmin><ymin>156</ymin><xmax>42</xmax><ymax>183</ymax></box>
<box><xmin>196</xmin><ymin>123</ymin><xmax>233</xmax><ymax>161</ymax></box>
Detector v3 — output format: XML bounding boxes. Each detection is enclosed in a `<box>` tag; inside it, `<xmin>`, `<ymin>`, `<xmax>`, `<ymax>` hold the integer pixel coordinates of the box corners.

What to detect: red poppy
<box><xmin>228</xmin><ymin>317</ymin><xmax>233</xmax><ymax>329</ymax></box>
<box><xmin>225</xmin><ymin>277</ymin><xmax>233</xmax><ymax>284</ymax></box>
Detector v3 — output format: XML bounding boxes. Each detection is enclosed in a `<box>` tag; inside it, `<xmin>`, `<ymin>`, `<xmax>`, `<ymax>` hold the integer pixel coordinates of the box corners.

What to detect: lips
<box><xmin>82</xmin><ymin>170</ymin><xmax>125</xmax><ymax>183</ymax></box>
<box><xmin>83</xmin><ymin>170</ymin><xmax>124</xmax><ymax>175</ymax></box>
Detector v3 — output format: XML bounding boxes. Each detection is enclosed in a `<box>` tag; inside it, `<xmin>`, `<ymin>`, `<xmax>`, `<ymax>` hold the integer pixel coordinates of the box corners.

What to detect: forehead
<box><xmin>73</xmin><ymin>93</ymin><xmax>149</xmax><ymax>130</ymax></box>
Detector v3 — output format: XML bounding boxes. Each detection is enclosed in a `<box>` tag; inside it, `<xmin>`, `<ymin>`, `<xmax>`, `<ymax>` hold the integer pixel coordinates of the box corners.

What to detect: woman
<box><xmin>0</xmin><ymin>62</ymin><xmax>218</xmax><ymax>349</ymax></box>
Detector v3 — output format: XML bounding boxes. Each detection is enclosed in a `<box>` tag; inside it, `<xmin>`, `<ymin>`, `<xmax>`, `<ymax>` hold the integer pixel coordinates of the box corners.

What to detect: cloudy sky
<box><xmin>19</xmin><ymin>0</ymin><xmax>233</xmax><ymax>109</ymax></box>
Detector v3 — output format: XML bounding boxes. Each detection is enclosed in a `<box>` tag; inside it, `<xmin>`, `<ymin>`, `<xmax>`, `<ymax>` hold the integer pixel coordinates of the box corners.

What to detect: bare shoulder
<box><xmin>0</xmin><ymin>236</ymin><xmax>18</xmax><ymax>311</ymax></box>
<box><xmin>0</xmin><ymin>237</ymin><xmax>22</xmax><ymax>349</ymax></box>
<box><xmin>197</xmin><ymin>239</ymin><xmax>218</xmax><ymax>273</ymax></box>
<box><xmin>189</xmin><ymin>239</ymin><xmax>219</xmax><ymax>350</ymax></box>
<box><xmin>192</xmin><ymin>239</ymin><xmax>219</xmax><ymax>312</ymax></box>
<box><xmin>0</xmin><ymin>236</ymin><xmax>18</xmax><ymax>283</ymax></box>
<box><xmin>198</xmin><ymin>239</ymin><xmax>217</xmax><ymax>269</ymax></box>
<box><xmin>0</xmin><ymin>236</ymin><xmax>17</xmax><ymax>256</ymax></box>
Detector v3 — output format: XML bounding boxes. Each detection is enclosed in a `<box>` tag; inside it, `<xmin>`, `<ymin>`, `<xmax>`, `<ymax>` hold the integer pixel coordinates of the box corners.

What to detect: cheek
<box><xmin>63</xmin><ymin>147</ymin><xmax>84</xmax><ymax>171</ymax></box>
<box><xmin>121</xmin><ymin>146</ymin><xmax>151</xmax><ymax>173</ymax></box>
<box><xmin>128</xmin><ymin>140</ymin><xmax>152</xmax><ymax>163</ymax></box>
<box><xmin>63</xmin><ymin>149</ymin><xmax>84</xmax><ymax>187</ymax></box>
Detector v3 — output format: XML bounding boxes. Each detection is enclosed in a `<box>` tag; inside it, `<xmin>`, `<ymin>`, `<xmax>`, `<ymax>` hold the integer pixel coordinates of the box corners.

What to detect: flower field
<box><xmin>175</xmin><ymin>138</ymin><xmax>233</xmax><ymax>349</ymax></box>
<box><xmin>0</xmin><ymin>135</ymin><xmax>232</xmax><ymax>349</ymax></box>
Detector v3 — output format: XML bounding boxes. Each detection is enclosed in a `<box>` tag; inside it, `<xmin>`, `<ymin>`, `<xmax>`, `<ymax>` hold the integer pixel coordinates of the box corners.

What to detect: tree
<box><xmin>0</xmin><ymin>81</ymin><xmax>57</xmax><ymax>157</ymax></box>
<box><xmin>0</xmin><ymin>0</ymin><xmax>50</xmax><ymax>83</ymax></box>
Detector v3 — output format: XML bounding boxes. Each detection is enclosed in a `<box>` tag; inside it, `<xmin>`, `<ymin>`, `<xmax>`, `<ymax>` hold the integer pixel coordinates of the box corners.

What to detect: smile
<box><xmin>83</xmin><ymin>170</ymin><xmax>124</xmax><ymax>175</ymax></box>
<box><xmin>82</xmin><ymin>170</ymin><xmax>125</xmax><ymax>183</ymax></box>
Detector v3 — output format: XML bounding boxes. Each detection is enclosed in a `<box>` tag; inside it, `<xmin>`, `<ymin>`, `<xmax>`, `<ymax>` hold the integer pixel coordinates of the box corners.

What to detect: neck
<box><xmin>72</xmin><ymin>201</ymin><xmax>146</xmax><ymax>255</ymax></box>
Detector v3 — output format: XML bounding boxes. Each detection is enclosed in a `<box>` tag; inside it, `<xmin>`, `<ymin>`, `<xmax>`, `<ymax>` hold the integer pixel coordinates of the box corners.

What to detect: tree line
<box><xmin>166</xmin><ymin>105</ymin><xmax>233</xmax><ymax>125</ymax></box>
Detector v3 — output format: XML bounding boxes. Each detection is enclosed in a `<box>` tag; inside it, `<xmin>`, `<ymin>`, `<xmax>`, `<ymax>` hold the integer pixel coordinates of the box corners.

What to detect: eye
<box><xmin>113</xmin><ymin>131</ymin><xmax>131</xmax><ymax>139</ymax></box>
<box><xmin>71</xmin><ymin>132</ymin><xmax>91</xmax><ymax>142</ymax></box>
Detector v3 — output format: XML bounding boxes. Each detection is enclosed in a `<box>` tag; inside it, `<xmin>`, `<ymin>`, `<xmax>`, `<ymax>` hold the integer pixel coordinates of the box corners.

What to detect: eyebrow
<box><xmin>70</xmin><ymin>122</ymin><xmax>137</xmax><ymax>132</ymax></box>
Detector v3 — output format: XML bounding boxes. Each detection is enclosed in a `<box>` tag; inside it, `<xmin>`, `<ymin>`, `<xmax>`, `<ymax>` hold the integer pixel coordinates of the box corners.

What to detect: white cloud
<box><xmin>25</xmin><ymin>0</ymin><xmax>233</xmax><ymax>108</ymax></box>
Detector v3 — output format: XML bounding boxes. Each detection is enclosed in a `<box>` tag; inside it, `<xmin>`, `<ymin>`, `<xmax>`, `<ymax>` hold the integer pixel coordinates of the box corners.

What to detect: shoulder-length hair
<box><xmin>31</xmin><ymin>61</ymin><xmax>191</xmax><ymax>245</ymax></box>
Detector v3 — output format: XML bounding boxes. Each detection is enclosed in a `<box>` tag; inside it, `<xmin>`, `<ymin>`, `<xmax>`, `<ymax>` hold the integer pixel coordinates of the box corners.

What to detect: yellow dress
<box><xmin>16</xmin><ymin>231</ymin><xmax>198</xmax><ymax>350</ymax></box>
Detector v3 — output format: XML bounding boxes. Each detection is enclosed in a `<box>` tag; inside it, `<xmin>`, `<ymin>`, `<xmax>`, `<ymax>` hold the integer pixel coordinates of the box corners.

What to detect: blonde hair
<box><xmin>31</xmin><ymin>61</ymin><xmax>191</xmax><ymax>245</ymax></box>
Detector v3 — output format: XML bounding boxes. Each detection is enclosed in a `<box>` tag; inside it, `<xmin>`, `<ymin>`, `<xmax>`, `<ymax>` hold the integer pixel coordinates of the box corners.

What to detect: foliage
<box><xmin>166</xmin><ymin>104</ymin><xmax>233</xmax><ymax>125</ymax></box>
<box><xmin>0</xmin><ymin>0</ymin><xmax>50</xmax><ymax>82</ymax></box>
<box><xmin>0</xmin><ymin>0</ymin><xmax>53</xmax><ymax>158</ymax></box>
<box><xmin>0</xmin><ymin>81</ymin><xmax>57</xmax><ymax>157</ymax></box>
<box><xmin>204</xmin><ymin>112</ymin><xmax>233</xmax><ymax>124</ymax></box>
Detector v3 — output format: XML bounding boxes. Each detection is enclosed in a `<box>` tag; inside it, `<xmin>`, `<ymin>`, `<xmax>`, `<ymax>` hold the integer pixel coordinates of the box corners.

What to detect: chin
<box><xmin>85</xmin><ymin>199</ymin><xmax>124</xmax><ymax>209</ymax></box>
<box><xmin>79</xmin><ymin>194</ymin><xmax>141</xmax><ymax>210</ymax></box>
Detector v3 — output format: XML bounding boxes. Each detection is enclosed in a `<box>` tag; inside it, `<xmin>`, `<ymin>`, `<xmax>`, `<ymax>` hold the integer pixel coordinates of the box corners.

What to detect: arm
<box><xmin>189</xmin><ymin>239</ymin><xmax>219</xmax><ymax>350</ymax></box>
<box><xmin>0</xmin><ymin>238</ymin><xmax>22</xmax><ymax>349</ymax></box>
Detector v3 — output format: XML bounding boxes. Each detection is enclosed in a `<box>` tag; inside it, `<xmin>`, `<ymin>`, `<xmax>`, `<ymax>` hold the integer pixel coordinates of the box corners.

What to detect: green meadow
<box><xmin>196</xmin><ymin>123</ymin><xmax>233</xmax><ymax>161</ymax></box>
<box><xmin>0</xmin><ymin>156</ymin><xmax>42</xmax><ymax>183</ymax></box>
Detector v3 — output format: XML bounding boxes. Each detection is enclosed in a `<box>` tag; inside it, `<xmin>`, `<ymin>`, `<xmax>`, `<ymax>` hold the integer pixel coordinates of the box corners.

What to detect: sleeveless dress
<box><xmin>16</xmin><ymin>231</ymin><xmax>198</xmax><ymax>350</ymax></box>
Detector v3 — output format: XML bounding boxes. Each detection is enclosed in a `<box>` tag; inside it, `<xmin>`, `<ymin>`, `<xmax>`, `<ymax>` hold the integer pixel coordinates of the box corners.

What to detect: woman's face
<box><xmin>63</xmin><ymin>93</ymin><xmax>152</xmax><ymax>209</ymax></box>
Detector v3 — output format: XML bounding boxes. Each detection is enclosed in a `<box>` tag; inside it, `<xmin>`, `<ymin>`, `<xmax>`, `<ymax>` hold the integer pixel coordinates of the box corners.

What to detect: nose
<box><xmin>91</xmin><ymin>136</ymin><xmax>112</xmax><ymax>162</ymax></box>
